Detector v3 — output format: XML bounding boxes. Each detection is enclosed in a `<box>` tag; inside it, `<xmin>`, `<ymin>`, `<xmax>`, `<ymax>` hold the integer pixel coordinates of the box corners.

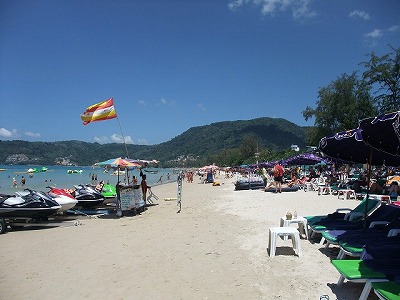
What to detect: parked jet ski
<box><xmin>86</xmin><ymin>181</ymin><xmax>117</xmax><ymax>204</ymax></box>
<box><xmin>71</xmin><ymin>184</ymin><xmax>105</xmax><ymax>207</ymax></box>
<box><xmin>0</xmin><ymin>189</ymin><xmax>61</xmax><ymax>219</ymax></box>
<box><xmin>100</xmin><ymin>183</ymin><xmax>117</xmax><ymax>204</ymax></box>
<box><xmin>46</xmin><ymin>187</ymin><xmax>79</xmax><ymax>212</ymax></box>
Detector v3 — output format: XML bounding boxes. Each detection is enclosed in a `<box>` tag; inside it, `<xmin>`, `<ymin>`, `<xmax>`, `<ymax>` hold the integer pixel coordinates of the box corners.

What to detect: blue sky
<box><xmin>1</xmin><ymin>0</ymin><xmax>399</xmax><ymax>145</ymax></box>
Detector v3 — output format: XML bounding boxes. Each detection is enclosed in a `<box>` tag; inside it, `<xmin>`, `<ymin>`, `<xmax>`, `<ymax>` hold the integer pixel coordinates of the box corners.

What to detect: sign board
<box><xmin>119</xmin><ymin>187</ymin><xmax>144</xmax><ymax>210</ymax></box>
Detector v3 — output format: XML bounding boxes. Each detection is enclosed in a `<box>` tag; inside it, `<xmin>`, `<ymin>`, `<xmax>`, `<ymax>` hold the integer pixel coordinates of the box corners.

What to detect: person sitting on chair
<box><xmin>287</xmin><ymin>172</ymin><xmax>299</xmax><ymax>187</ymax></box>
<box><xmin>370</xmin><ymin>179</ymin><xmax>384</xmax><ymax>194</ymax></box>
<box><xmin>388</xmin><ymin>181</ymin><xmax>400</xmax><ymax>200</ymax></box>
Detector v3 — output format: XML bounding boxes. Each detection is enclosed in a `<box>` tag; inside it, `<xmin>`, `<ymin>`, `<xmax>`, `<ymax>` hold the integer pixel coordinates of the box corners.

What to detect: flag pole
<box><xmin>116</xmin><ymin>116</ymin><xmax>129</xmax><ymax>158</ymax></box>
<box><xmin>112</xmin><ymin>100</ymin><xmax>129</xmax><ymax>159</ymax></box>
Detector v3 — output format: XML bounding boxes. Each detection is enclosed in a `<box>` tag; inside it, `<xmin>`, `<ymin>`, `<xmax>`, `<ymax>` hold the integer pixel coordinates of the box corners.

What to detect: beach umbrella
<box><xmin>359</xmin><ymin>111</ymin><xmax>400</xmax><ymax>158</ymax></box>
<box><xmin>124</xmin><ymin>158</ymin><xmax>149</xmax><ymax>168</ymax></box>
<box><xmin>199</xmin><ymin>164</ymin><xmax>219</xmax><ymax>172</ymax></box>
<box><xmin>281</xmin><ymin>153</ymin><xmax>327</xmax><ymax>166</ymax></box>
<box><xmin>318</xmin><ymin>128</ymin><xmax>400</xmax><ymax>167</ymax></box>
<box><xmin>94</xmin><ymin>157</ymin><xmax>142</xmax><ymax>169</ymax></box>
<box><xmin>94</xmin><ymin>157</ymin><xmax>143</xmax><ymax>183</ymax></box>
<box><xmin>319</xmin><ymin>128</ymin><xmax>400</xmax><ymax>228</ymax></box>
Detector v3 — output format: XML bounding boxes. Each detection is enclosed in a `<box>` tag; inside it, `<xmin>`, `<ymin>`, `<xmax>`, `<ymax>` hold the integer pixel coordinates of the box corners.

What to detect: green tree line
<box><xmin>303</xmin><ymin>45</ymin><xmax>400</xmax><ymax>145</ymax></box>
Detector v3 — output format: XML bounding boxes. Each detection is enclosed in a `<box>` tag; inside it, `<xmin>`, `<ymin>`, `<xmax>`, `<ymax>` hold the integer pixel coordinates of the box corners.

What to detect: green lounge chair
<box><xmin>305</xmin><ymin>197</ymin><xmax>380</xmax><ymax>228</ymax></box>
<box><xmin>331</xmin><ymin>260</ymin><xmax>387</xmax><ymax>285</ymax></box>
<box><xmin>372</xmin><ymin>281</ymin><xmax>400</xmax><ymax>300</ymax></box>
<box><xmin>331</xmin><ymin>260</ymin><xmax>388</xmax><ymax>300</ymax></box>
<box><xmin>307</xmin><ymin>197</ymin><xmax>381</xmax><ymax>243</ymax></box>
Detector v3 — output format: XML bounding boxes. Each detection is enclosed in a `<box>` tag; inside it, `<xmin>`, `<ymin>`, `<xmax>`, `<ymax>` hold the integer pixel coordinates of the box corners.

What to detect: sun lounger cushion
<box><xmin>306</xmin><ymin>198</ymin><xmax>380</xmax><ymax>227</ymax></box>
<box><xmin>331</xmin><ymin>260</ymin><xmax>387</xmax><ymax>280</ymax></box>
<box><xmin>322</xmin><ymin>218</ymin><xmax>400</xmax><ymax>246</ymax></box>
<box><xmin>312</xmin><ymin>204</ymin><xmax>400</xmax><ymax>232</ymax></box>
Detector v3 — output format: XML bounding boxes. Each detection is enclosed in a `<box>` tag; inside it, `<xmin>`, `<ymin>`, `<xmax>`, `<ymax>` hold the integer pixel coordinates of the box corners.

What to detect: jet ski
<box><xmin>100</xmin><ymin>183</ymin><xmax>117</xmax><ymax>204</ymax></box>
<box><xmin>0</xmin><ymin>189</ymin><xmax>61</xmax><ymax>219</ymax></box>
<box><xmin>86</xmin><ymin>181</ymin><xmax>117</xmax><ymax>204</ymax></box>
<box><xmin>72</xmin><ymin>184</ymin><xmax>105</xmax><ymax>207</ymax></box>
<box><xmin>46</xmin><ymin>187</ymin><xmax>79</xmax><ymax>212</ymax></box>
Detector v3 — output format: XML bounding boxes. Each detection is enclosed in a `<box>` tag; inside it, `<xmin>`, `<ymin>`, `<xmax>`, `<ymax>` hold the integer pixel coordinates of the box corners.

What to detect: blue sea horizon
<box><xmin>0</xmin><ymin>165</ymin><xmax>177</xmax><ymax>195</ymax></box>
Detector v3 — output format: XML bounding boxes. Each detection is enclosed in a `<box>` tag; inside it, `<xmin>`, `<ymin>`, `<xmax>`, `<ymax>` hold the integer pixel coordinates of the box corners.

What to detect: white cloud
<box><xmin>94</xmin><ymin>136</ymin><xmax>111</xmax><ymax>144</ymax></box>
<box><xmin>365</xmin><ymin>29</ymin><xmax>383</xmax><ymax>39</ymax></box>
<box><xmin>157</xmin><ymin>97</ymin><xmax>176</xmax><ymax>106</ymax></box>
<box><xmin>388</xmin><ymin>25</ymin><xmax>400</xmax><ymax>33</ymax></box>
<box><xmin>138</xmin><ymin>100</ymin><xmax>146</xmax><ymax>106</ymax></box>
<box><xmin>349</xmin><ymin>10</ymin><xmax>370</xmax><ymax>20</ymax></box>
<box><xmin>111</xmin><ymin>134</ymin><xmax>134</xmax><ymax>144</ymax></box>
<box><xmin>0</xmin><ymin>128</ymin><xmax>18</xmax><ymax>138</ymax></box>
<box><xmin>364</xmin><ymin>24</ymin><xmax>399</xmax><ymax>45</ymax></box>
<box><xmin>94</xmin><ymin>134</ymin><xmax>134</xmax><ymax>144</ymax></box>
<box><xmin>197</xmin><ymin>103</ymin><xmax>206</xmax><ymax>111</ymax></box>
<box><xmin>25</xmin><ymin>131</ymin><xmax>41</xmax><ymax>138</ymax></box>
<box><xmin>228</xmin><ymin>0</ymin><xmax>250</xmax><ymax>10</ymax></box>
<box><xmin>228</xmin><ymin>0</ymin><xmax>316</xmax><ymax>20</ymax></box>
<box><xmin>137</xmin><ymin>138</ymin><xmax>148</xmax><ymax>145</ymax></box>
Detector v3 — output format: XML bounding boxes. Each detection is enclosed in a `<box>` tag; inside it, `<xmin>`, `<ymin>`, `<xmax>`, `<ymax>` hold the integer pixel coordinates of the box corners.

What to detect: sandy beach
<box><xmin>0</xmin><ymin>174</ymin><xmax>373</xmax><ymax>300</ymax></box>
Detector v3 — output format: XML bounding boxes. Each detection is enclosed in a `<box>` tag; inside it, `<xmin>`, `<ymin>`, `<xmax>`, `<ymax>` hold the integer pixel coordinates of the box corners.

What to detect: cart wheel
<box><xmin>116</xmin><ymin>209</ymin><xmax>123</xmax><ymax>217</ymax></box>
<box><xmin>0</xmin><ymin>219</ymin><xmax>7</xmax><ymax>234</ymax></box>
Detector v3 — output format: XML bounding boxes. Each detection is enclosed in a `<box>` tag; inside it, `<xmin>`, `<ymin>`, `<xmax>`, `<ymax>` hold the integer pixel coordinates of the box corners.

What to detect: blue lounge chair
<box><xmin>321</xmin><ymin>217</ymin><xmax>400</xmax><ymax>253</ymax></box>
<box><xmin>306</xmin><ymin>197</ymin><xmax>381</xmax><ymax>240</ymax></box>
<box><xmin>311</xmin><ymin>204</ymin><xmax>400</xmax><ymax>245</ymax></box>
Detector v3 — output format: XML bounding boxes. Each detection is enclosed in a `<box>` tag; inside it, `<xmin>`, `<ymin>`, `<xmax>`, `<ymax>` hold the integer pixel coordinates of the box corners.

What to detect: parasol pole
<box><xmin>364</xmin><ymin>149</ymin><xmax>373</xmax><ymax>230</ymax></box>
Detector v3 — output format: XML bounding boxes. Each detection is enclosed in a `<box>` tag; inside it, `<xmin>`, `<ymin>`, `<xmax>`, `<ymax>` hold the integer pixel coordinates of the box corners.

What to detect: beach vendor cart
<box><xmin>94</xmin><ymin>157</ymin><xmax>146</xmax><ymax>217</ymax></box>
<box><xmin>116</xmin><ymin>182</ymin><xmax>145</xmax><ymax>216</ymax></box>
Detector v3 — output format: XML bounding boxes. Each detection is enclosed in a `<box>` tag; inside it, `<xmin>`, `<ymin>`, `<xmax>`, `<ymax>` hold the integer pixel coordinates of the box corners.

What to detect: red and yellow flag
<box><xmin>81</xmin><ymin>98</ymin><xmax>117</xmax><ymax>125</ymax></box>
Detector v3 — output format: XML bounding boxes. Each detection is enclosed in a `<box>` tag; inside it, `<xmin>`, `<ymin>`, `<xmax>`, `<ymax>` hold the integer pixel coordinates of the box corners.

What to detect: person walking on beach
<box><xmin>141</xmin><ymin>174</ymin><xmax>150</xmax><ymax>205</ymax></box>
<box><xmin>273</xmin><ymin>163</ymin><xmax>284</xmax><ymax>193</ymax></box>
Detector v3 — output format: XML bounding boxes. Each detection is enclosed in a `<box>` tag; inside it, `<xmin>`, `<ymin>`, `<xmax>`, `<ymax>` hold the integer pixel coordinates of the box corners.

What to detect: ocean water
<box><xmin>0</xmin><ymin>165</ymin><xmax>177</xmax><ymax>195</ymax></box>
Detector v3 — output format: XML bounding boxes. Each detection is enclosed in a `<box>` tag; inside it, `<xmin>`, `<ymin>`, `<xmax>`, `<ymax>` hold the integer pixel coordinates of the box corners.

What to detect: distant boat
<box><xmin>27</xmin><ymin>167</ymin><xmax>48</xmax><ymax>173</ymax></box>
<box><xmin>0</xmin><ymin>169</ymin><xmax>6</xmax><ymax>172</ymax></box>
<box><xmin>143</xmin><ymin>169</ymin><xmax>158</xmax><ymax>174</ymax></box>
<box><xmin>67</xmin><ymin>170</ymin><xmax>83</xmax><ymax>174</ymax></box>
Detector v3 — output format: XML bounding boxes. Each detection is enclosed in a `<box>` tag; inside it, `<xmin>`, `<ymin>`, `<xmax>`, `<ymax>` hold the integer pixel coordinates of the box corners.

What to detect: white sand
<box><xmin>0</xmin><ymin>174</ymin><xmax>374</xmax><ymax>300</ymax></box>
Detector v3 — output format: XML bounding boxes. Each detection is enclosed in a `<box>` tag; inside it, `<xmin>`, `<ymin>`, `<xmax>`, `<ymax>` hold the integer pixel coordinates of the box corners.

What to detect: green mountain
<box><xmin>0</xmin><ymin>117</ymin><xmax>308</xmax><ymax>166</ymax></box>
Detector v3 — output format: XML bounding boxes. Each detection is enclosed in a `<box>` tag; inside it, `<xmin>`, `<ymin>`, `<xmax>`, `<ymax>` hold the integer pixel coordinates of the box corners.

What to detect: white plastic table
<box><xmin>269</xmin><ymin>227</ymin><xmax>302</xmax><ymax>257</ymax></box>
<box><xmin>280</xmin><ymin>216</ymin><xmax>309</xmax><ymax>240</ymax></box>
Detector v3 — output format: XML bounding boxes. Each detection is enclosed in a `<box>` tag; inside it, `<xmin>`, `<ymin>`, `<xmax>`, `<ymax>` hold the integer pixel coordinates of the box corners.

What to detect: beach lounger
<box><xmin>372</xmin><ymin>280</ymin><xmax>400</xmax><ymax>300</ymax></box>
<box><xmin>305</xmin><ymin>197</ymin><xmax>380</xmax><ymax>229</ymax></box>
<box><xmin>332</xmin><ymin>258</ymin><xmax>400</xmax><ymax>300</ymax></box>
<box><xmin>321</xmin><ymin>218</ymin><xmax>400</xmax><ymax>254</ymax></box>
<box><xmin>310</xmin><ymin>204</ymin><xmax>400</xmax><ymax>245</ymax></box>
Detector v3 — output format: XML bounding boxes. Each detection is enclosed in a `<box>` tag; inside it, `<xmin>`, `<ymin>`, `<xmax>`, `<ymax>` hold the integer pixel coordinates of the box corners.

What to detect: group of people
<box><xmin>11</xmin><ymin>175</ymin><xmax>25</xmax><ymax>188</ymax></box>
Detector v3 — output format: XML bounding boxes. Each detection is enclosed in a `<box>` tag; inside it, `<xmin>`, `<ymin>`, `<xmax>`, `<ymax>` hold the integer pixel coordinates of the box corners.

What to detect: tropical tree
<box><xmin>302</xmin><ymin>72</ymin><xmax>377</xmax><ymax>145</ymax></box>
<box><xmin>361</xmin><ymin>46</ymin><xmax>400</xmax><ymax>113</ymax></box>
<box><xmin>240</xmin><ymin>134</ymin><xmax>258</xmax><ymax>160</ymax></box>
